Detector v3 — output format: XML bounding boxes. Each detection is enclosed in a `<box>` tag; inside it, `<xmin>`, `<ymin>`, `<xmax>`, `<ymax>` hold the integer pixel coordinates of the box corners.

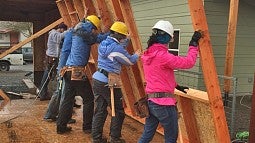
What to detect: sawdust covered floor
<box><xmin>0</xmin><ymin>98</ymin><xmax>164</xmax><ymax>143</ymax></box>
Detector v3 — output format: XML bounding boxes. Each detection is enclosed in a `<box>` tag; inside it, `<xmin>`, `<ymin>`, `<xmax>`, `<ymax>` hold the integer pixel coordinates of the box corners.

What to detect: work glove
<box><xmin>176</xmin><ymin>84</ymin><xmax>189</xmax><ymax>94</ymax></box>
<box><xmin>189</xmin><ymin>31</ymin><xmax>202</xmax><ymax>47</ymax></box>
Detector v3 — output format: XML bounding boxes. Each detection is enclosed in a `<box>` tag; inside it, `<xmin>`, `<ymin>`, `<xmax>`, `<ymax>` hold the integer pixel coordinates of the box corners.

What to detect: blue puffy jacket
<box><xmin>93</xmin><ymin>36</ymin><xmax>139</xmax><ymax>82</ymax></box>
<box><xmin>57</xmin><ymin>28</ymin><xmax>73</xmax><ymax>73</ymax></box>
<box><xmin>66</xmin><ymin>21</ymin><xmax>109</xmax><ymax>67</ymax></box>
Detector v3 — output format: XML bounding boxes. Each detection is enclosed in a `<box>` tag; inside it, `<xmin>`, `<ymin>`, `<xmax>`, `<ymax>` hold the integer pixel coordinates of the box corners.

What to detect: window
<box><xmin>168</xmin><ymin>30</ymin><xmax>180</xmax><ymax>56</ymax></box>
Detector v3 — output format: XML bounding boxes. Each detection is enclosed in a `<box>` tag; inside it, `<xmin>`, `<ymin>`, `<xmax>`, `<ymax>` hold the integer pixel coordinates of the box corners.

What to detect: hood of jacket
<box><xmin>98</xmin><ymin>36</ymin><xmax>119</xmax><ymax>58</ymax></box>
<box><xmin>142</xmin><ymin>43</ymin><xmax>168</xmax><ymax>65</ymax></box>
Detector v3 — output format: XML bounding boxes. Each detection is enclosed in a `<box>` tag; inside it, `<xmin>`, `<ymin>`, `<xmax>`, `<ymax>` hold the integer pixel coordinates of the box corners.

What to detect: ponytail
<box><xmin>147</xmin><ymin>34</ymin><xmax>157</xmax><ymax>49</ymax></box>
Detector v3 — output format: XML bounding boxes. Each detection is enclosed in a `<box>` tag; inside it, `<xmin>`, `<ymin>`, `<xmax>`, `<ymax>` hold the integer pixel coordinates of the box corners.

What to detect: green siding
<box><xmin>205</xmin><ymin>0</ymin><xmax>255</xmax><ymax>93</ymax></box>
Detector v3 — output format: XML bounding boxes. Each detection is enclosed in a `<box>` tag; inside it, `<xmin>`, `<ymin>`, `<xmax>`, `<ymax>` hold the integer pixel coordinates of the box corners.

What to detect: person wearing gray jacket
<box><xmin>38</xmin><ymin>23</ymin><xmax>67</xmax><ymax>101</ymax></box>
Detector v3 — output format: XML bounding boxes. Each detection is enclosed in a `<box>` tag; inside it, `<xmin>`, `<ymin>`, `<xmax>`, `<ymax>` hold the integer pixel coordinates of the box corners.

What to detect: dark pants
<box><xmin>57</xmin><ymin>71</ymin><xmax>94</xmax><ymax>130</ymax></box>
<box><xmin>44</xmin><ymin>76</ymin><xmax>63</xmax><ymax>119</ymax></box>
<box><xmin>91</xmin><ymin>79</ymin><xmax>125</xmax><ymax>140</ymax></box>
<box><xmin>139</xmin><ymin>101</ymin><xmax>178</xmax><ymax>143</ymax></box>
<box><xmin>39</xmin><ymin>57</ymin><xmax>58</xmax><ymax>99</ymax></box>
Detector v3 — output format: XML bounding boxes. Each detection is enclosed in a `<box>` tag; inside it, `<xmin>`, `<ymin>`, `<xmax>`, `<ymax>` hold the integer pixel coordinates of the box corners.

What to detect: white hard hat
<box><xmin>152</xmin><ymin>20</ymin><xmax>174</xmax><ymax>37</ymax></box>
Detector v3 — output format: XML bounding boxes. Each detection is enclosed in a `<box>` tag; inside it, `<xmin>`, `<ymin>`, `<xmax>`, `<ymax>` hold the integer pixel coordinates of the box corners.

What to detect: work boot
<box><xmin>109</xmin><ymin>137</ymin><xmax>126</xmax><ymax>143</ymax></box>
<box><xmin>57</xmin><ymin>126</ymin><xmax>72</xmax><ymax>134</ymax></box>
<box><xmin>91</xmin><ymin>137</ymin><xmax>107</xmax><ymax>143</ymax></box>
<box><xmin>67</xmin><ymin>118</ymin><xmax>76</xmax><ymax>124</ymax></box>
<box><xmin>43</xmin><ymin>117</ymin><xmax>57</xmax><ymax>122</ymax></box>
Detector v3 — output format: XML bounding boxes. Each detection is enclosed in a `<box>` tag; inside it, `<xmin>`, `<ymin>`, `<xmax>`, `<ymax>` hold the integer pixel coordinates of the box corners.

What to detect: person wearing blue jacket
<box><xmin>91</xmin><ymin>21</ymin><xmax>141</xmax><ymax>143</ymax></box>
<box><xmin>38</xmin><ymin>23</ymin><xmax>67</xmax><ymax>101</ymax></box>
<box><xmin>56</xmin><ymin>15</ymin><xmax>110</xmax><ymax>134</ymax></box>
<box><xmin>43</xmin><ymin>28</ymin><xmax>74</xmax><ymax>122</ymax></box>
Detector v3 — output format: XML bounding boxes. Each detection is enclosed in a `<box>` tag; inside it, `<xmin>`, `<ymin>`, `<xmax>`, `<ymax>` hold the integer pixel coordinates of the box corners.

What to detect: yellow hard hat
<box><xmin>86</xmin><ymin>15</ymin><xmax>100</xmax><ymax>29</ymax></box>
<box><xmin>110</xmin><ymin>21</ymin><xmax>128</xmax><ymax>36</ymax></box>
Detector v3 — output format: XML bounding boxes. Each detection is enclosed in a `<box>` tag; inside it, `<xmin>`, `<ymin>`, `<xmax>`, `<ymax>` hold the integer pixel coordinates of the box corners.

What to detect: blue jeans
<box><xmin>139</xmin><ymin>101</ymin><xmax>178</xmax><ymax>143</ymax></box>
<box><xmin>57</xmin><ymin>71</ymin><xmax>94</xmax><ymax>130</ymax></box>
<box><xmin>39</xmin><ymin>70</ymin><xmax>50</xmax><ymax>98</ymax></box>
<box><xmin>44</xmin><ymin>77</ymin><xmax>64</xmax><ymax>119</ymax></box>
<box><xmin>91</xmin><ymin>79</ymin><xmax>125</xmax><ymax>140</ymax></box>
<box><xmin>39</xmin><ymin>58</ymin><xmax>58</xmax><ymax>99</ymax></box>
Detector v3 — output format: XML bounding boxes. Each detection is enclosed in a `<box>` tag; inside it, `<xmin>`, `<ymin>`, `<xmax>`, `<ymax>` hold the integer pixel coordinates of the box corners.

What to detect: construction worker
<box><xmin>43</xmin><ymin>27</ymin><xmax>77</xmax><ymax>123</ymax></box>
<box><xmin>38</xmin><ymin>23</ymin><xmax>67</xmax><ymax>101</ymax></box>
<box><xmin>56</xmin><ymin>15</ymin><xmax>110</xmax><ymax>134</ymax></box>
<box><xmin>91</xmin><ymin>21</ymin><xmax>141</xmax><ymax>143</ymax></box>
<box><xmin>138</xmin><ymin>20</ymin><xmax>202</xmax><ymax>143</ymax></box>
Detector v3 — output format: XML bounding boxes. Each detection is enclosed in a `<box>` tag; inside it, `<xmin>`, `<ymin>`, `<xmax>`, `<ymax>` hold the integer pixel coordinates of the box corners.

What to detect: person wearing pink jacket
<box><xmin>139</xmin><ymin>20</ymin><xmax>202</xmax><ymax>143</ymax></box>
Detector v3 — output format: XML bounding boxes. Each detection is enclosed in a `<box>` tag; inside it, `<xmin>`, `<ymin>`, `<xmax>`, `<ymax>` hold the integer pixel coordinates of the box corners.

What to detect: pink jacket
<box><xmin>141</xmin><ymin>43</ymin><xmax>199</xmax><ymax>105</ymax></box>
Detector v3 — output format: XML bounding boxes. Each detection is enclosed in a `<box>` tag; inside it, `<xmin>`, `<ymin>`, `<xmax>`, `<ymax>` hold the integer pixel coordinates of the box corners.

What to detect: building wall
<box><xmin>205</xmin><ymin>0</ymin><xmax>255</xmax><ymax>94</ymax></box>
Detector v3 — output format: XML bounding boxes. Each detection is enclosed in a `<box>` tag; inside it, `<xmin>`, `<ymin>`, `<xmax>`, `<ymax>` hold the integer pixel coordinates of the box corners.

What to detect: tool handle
<box><xmin>110</xmin><ymin>87</ymin><xmax>115</xmax><ymax>117</ymax></box>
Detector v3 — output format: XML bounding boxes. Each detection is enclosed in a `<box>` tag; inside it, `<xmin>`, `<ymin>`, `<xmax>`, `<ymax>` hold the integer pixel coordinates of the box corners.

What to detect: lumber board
<box><xmin>64</xmin><ymin>0</ymin><xmax>79</xmax><ymax>25</ymax></box>
<box><xmin>179</xmin><ymin>96</ymin><xmax>201</xmax><ymax>143</ymax></box>
<box><xmin>73</xmin><ymin>0</ymin><xmax>84</xmax><ymax>20</ymax></box>
<box><xmin>0</xmin><ymin>18</ymin><xmax>63</xmax><ymax>59</ymax></box>
<box><xmin>224</xmin><ymin>0</ymin><xmax>239</xmax><ymax>93</ymax></box>
<box><xmin>0</xmin><ymin>89</ymin><xmax>10</xmax><ymax>111</ymax></box>
<box><xmin>107</xmin><ymin>0</ymin><xmax>145</xmax><ymax>115</ymax></box>
<box><xmin>248</xmin><ymin>72</ymin><xmax>255</xmax><ymax>143</ymax></box>
<box><xmin>188</xmin><ymin>0</ymin><xmax>230</xmax><ymax>142</ymax></box>
<box><xmin>56</xmin><ymin>0</ymin><xmax>72</xmax><ymax>27</ymax></box>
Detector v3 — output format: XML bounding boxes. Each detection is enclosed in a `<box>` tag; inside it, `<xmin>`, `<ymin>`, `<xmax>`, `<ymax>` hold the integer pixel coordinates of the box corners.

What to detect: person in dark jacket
<box><xmin>56</xmin><ymin>15</ymin><xmax>110</xmax><ymax>134</ymax></box>
<box><xmin>91</xmin><ymin>21</ymin><xmax>141</xmax><ymax>143</ymax></box>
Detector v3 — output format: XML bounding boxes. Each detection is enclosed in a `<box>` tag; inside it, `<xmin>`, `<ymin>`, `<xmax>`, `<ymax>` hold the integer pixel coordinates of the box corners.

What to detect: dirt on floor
<box><xmin>0</xmin><ymin>98</ymin><xmax>164</xmax><ymax>143</ymax></box>
<box><xmin>0</xmin><ymin>65</ymin><xmax>164</xmax><ymax>143</ymax></box>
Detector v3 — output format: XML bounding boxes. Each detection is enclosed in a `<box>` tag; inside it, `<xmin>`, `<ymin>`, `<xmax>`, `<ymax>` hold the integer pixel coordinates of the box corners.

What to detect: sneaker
<box><xmin>109</xmin><ymin>137</ymin><xmax>126</xmax><ymax>143</ymax></box>
<box><xmin>43</xmin><ymin>117</ymin><xmax>57</xmax><ymax>122</ymax></box>
<box><xmin>57</xmin><ymin>126</ymin><xmax>72</xmax><ymax>134</ymax></box>
<box><xmin>39</xmin><ymin>96</ymin><xmax>51</xmax><ymax>101</ymax></box>
<box><xmin>91</xmin><ymin>137</ymin><xmax>107</xmax><ymax>143</ymax></box>
<box><xmin>67</xmin><ymin>118</ymin><xmax>76</xmax><ymax>124</ymax></box>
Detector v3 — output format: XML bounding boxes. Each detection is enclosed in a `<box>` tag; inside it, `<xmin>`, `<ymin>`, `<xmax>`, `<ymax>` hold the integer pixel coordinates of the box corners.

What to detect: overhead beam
<box><xmin>188</xmin><ymin>0</ymin><xmax>231</xmax><ymax>142</ymax></box>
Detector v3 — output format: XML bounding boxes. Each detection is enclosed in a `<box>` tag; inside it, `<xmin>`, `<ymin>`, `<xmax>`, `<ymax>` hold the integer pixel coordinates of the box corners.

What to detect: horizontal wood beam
<box><xmin>0</xmin><ymin>18</ymin><xmax>63</xmax><ymax>59</ymax></box>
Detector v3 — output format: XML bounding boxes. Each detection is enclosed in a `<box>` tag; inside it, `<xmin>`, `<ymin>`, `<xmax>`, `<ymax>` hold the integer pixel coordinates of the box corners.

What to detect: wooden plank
<box><xmin>107</xmin><ymin>0</ymin><xmax>144</xmax><ymax>115</ymax></box>
<box><xmin>0</xmin><ymin>18</ymin><xmax>63</xmax><ymax>59</ymax></box>
<box><xmin>174</xmin><ymin>88</ymin><xmax>209</xmax><ymax>103</ymax></box>
<box><xmin>0</xmin><ymin>89</ymin><xmax>10</xmax><ymax>111</ymax></box>
<box><xmin>82</xmin><ymin>0</ymin><xmax>99</xmax><ymax>81</ymax></box>
<box><xmin>56</xmin><ymin>0</ymin><xmax>72</xmax><ymax>27</ymax></box>
<box><xmin>64</xmin><ymin>0</ymin><xmax>79</xmax><ymax>24</ymax></box>
<box><xmin>179</xmin><ymin>97</ymin><xmax>201</xmax><ymax>143</ymax></box>
<box><xmin>22</xmin><ymin>79</ymin><xmax>36</xmax><ymax>89</ymax></box>
<box><xmin>73</xmin><ymin>0</ymin><xmax>85</xmax><ymax>20</ymax></box>
<box><xmin>117</xmin><ymin>0</ymin><xmax>145</xmax><ymax>93</ymax></box>
<box><xmin>22</xmin><ymin>79</ymin><xmax>37</xmax><ymax>94</ymax></box>
<box><xmin>187</xmin><ymin>0</ymin><xmax>231</xmax><ymax>142</ymax></box>
<box><xmin>248</xmin><ymin>72</ymin><xmax>255</xmax><ymax>143</ymax></box>
<box><xmin>224</xmin><ymin>0</ymin><xmax>239</xmax><ymax>93</ymax></box>
<box><xmin>96</xmin><ymin>0</ymin><xmax>112</xmax><ymax>29</ymax></box>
